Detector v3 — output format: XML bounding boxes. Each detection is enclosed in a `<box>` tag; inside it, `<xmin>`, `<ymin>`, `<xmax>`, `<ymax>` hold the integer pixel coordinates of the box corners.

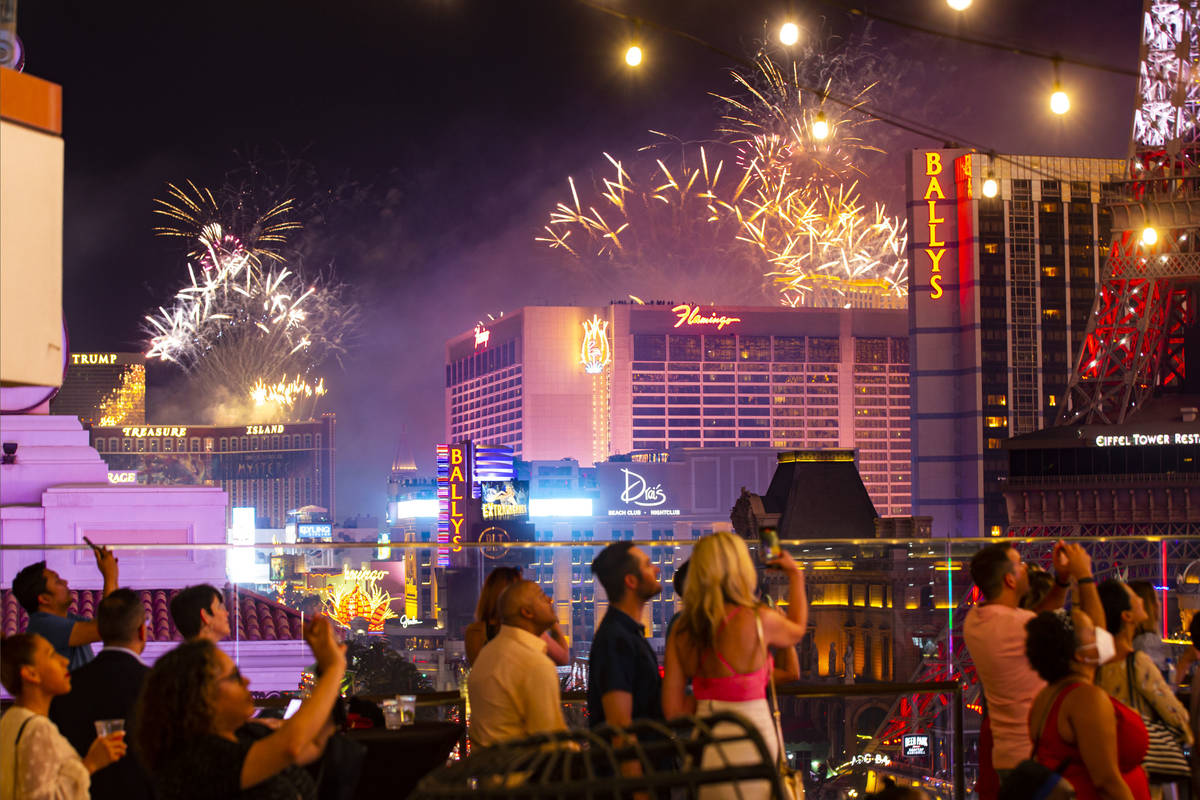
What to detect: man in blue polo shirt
<box><xmin>13</xmin><ymin>546</ymin><xmax>119</xmax><ymax>670</ymax></box>
<box><xmin>588</xmin><ymin>541</ymin><xmax>663</xmax><ymax>731</ymax></box>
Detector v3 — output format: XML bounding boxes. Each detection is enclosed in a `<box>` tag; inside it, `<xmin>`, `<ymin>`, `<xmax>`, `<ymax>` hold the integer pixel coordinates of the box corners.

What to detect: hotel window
<box><xmin>773</xmin><ymin>336</ymin><xmax>805</xmax><ymax>362</ymax></box>
<box><xmin>668</xmin><ymin>335</ymin><xmax>701</xmax><ymax>361</ymax></box>
<box><xmin>738</xmin><ymin>336</ymin><xmax>772</xmax><ymax>361</ymax></box>
<box><xmin>95</xmin><ymin>439</ymin><xmax>105</xmax><ymax>452</ymax></box>
<box><xmin>987</xmin><ymin>438</ymin><xmax>1002</xmax><ymax>449</ymax></box>
<box><xmin>148</xmin><ymin>438</ymin><xmax>159</xmax><ymax>452</ymax></box>
<box><xmin>986</xmin><ymin>394</ymin><xmax>1007</xmax><ymax>407</ymax></box>
<box><xmin>1047</xmin><ymin>395</ymin><xmax>1057</xmax><ymax>407</ymax></box>
<box><xmin>109</xmin><ymin>438</ymin><xmax>119</xmax><ymax>451</ymax></box>
<box><xmin>633</xmin><ymin>334</ymin><xmax>667</xmax><ymax>361</ymax></box>
<box><xmin>704</xmin><ymin>336</ymin><xmax>736</xmax><ymax>361</ymax></box>
<box><xmin>809</xmin><ymin>337</ymin><xmax>841</xmax><ymax>363</ymax></box>
<box><xmin>985</xmin><ymin>416</ymin><xmax>1007</xmax><ymax>428</ymax></box>
<box><xmin>1041</xmin><ymin>265</ymin><xmax>1061</xmax><ymax>278</ymax></box>
<box><xmin>983</xmin><ymin>243</ymin><xmax>1001</xmax><ymax>254</ymax></box>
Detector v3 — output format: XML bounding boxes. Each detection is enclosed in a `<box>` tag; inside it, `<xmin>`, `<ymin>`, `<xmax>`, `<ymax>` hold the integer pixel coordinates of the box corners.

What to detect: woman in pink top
<box><xmin>663</xmin><ymin>531</ymin><xmax>808</xmax><ymax>800</ymax></box>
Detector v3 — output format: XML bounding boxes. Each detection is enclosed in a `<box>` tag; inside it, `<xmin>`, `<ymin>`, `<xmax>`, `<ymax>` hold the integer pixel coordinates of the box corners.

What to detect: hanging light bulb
<box><xmin>812</xmin><ymin>111</ymin><xmax>829</xmax><ymax>140</ymax></box>
<box><xmin>1050</xmin><ymin>82</ymin><xmax>1070</xmax><ymax>115</ymax></box>
<box><xmin>947</xmin><ymin>0</ymin><xmax>972</xmax><ymax>9</ymax></box>
<box><xmin>982</xmin><ymin>172</ymin><xmax>998</xmax><ymax>198</ymax></box>
<box><xmin>779</xmin><ymin>22</ymin><xmax>800</xmax><ymax>46</ymax></box>
<box><xmin>625</xmin><ymin>45</ymin><xmax>643</xmax><ymax>67</ymax></box>
<box><xmin>1141</xmin><ymin>226</ymin><xmax>1158</xmax><ymax>246</ymax></box>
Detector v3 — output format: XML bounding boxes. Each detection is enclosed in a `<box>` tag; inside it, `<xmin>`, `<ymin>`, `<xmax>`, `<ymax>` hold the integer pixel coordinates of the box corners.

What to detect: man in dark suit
<box><xmin>50</xmin><ymin>587</ymin><xmax>154</xmax><ymax>800</ymax></box>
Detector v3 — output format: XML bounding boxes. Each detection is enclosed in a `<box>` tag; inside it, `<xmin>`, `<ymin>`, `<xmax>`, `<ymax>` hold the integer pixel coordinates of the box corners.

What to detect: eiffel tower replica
<box><xmin>1058</xmin><ymin>1</ymin><xmax>1200</xmax><ymax>424</ymax></box>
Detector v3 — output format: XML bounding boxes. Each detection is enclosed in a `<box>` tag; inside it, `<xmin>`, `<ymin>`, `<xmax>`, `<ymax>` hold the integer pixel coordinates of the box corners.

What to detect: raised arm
<box><xmin>761</xmin><ymin>550</ymin><xmax>807</xmax><ymax>647</ymax></box>
<box><xmin>242</xmin><ymin>616</ymin><xmax>346</xmax><ymax>789</ymax></box>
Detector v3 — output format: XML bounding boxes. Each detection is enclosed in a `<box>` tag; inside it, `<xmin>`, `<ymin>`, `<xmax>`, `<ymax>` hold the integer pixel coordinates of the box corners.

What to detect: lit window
<box><xmin>983</xmin><ymin>243</ymin><xmax>1000</xmax><ymax>254</ymax></box>
<box><xmin>985</xmin><ymin>416</ymin><xmax>1007</xmax><ymax>428</ymax></box>
<box><xmin>987</xmin><ymin>438</ymin><xmax>1001</xmax><ymax>449</ymax></box>
<box><xmin>986</xmin><ymin>393</ymin><xmax>1007</xmax><ymax>407</ymax></box>
<box><xmin>1042</xmin><ymin>308</ymin><xmax>1063</xmax><ymax>320</ymax></box>
<box><xmin>1047</xmin><ymin>395</ymin><xmax>1057</xmax><ymax>407</ymax></box>
<box><xmin>1041</xmin><ymin>265</ymin><xmax>1060</xmax><ymax>278</ymax></box>
<box><xmin>990</xmin><ymin>525</ymin><xmax>1003</xmax><ymax>537</ymax></box>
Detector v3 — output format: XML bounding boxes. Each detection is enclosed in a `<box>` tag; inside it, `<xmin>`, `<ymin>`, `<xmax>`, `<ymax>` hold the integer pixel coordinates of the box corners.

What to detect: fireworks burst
<box><xmin>539</xmin><ymin>48</ymin><xmax>908</xmax><ymax>310</ymax></box>
<box><xmin>145</xmin><ymin>184</ymin><xmax>351</xmax><ymax>423</ymax></box>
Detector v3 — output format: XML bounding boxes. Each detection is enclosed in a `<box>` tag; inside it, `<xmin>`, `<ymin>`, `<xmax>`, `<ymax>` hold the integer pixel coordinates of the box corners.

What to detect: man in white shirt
<box><xmin>468</xmin><ymin>579</ymin><xmax>567</xmax><ymax>747</ymax></box>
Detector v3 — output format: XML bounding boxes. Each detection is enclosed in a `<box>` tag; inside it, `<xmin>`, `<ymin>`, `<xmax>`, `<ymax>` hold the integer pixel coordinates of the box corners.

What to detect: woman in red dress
<box><xmin>1025</xmin><ymin>608</ymin><xmax>1150</xmax><ymax>800</ymax></box>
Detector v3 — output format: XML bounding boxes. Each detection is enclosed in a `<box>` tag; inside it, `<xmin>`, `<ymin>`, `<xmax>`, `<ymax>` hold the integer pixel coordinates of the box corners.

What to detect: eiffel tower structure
<box><xmin>866</xmin><ymin>1</ymin><xmax>1200</xmax><ymax>782</ymax></box>
<box><xmin>1058</xmin><ymin>0</ymin><xmax>1200</xmax><ymax>424</ymax></box>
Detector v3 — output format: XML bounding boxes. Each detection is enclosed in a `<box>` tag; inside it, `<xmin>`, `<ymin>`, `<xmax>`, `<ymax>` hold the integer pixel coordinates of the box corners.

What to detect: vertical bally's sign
<box><xmin>921</xmin><ymin>151</ymin><xmax>950</xmax><ymax>301</ymax></box>
<box><xmin>437</xmin><ymin>443</ymin><xmax>471</xmax><ymax>568</ymax></box>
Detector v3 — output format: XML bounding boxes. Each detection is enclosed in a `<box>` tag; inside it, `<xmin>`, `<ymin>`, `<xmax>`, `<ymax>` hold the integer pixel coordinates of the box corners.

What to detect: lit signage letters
<box><xmin>437</xmin><ymin>443</ymin><xmax>471</xmax><ymax>567</ymax></box>
<box><xmin>671</xmin><ymin>304</ymin><xmax>741</xmax><ymax>331</ymax></box>
<box><xmin>924</xmin><ymin>152</ymin><xmax>947</xmax><ymax>300</ymax></box>
<box><xmin>107</xmin><ymin>471</ymin><xmax>138</xmax><ymax>484</ymax></box>
<box><xmin>1094</xmin><ymin>432</ymin><xmax>1200</xmax><ymax>447</ymax></box>
<box><xmin>246</xmin><ymin>424</ymin><xmax>284</xmax><ymax>435</ymax></box>
<box><xmin>342</xmin><ymin>566</ymin><xmax>387</xmax><ymax>582</ymax></box>
<box><xmin>122</xmin><ymin>426</ymin><xmax>187</xmax><ymax>438</ymax></box>
<box><xmin>580</xmin><ymin>315</ymin><xmax>612</xmax><ymax>374</ymax></box>
<box><xmin>474</xmin><ymin>323</ymin><xmax>490</xmax><ymax>350</ymax></box>
<box><xmin>620</xmin><ymin>468</ymin><xmax>666</xmax><ymax>507</ymax></box>
<box><xmin>71</xmin><ymin>353</ymin><xmax>117</xmax><ymax>365</ymax></box>
<box><xmin>902</xmin><ymin>734</ymin><xmax>930</xmax><ymax>758</ymax></box>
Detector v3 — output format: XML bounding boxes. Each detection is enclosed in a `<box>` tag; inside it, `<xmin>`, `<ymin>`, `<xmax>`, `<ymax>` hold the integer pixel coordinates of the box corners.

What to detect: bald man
<box><xmin>467</xmin><ymin>580</ymin><xmax>568</xmax><ymax>747</ymax></box>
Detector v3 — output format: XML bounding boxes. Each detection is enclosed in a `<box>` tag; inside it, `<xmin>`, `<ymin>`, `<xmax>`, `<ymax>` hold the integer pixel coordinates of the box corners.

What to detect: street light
<box><xmin>1050</xmin><ymin>82</ymin><xmax>1070</xmax><ymax>115</ymax></box>
<box><xmin>812</xmin><ymin>112</ymin><xmax>829</xmax><ymax>140</ymax></box>
<box><xmin>779</xmin><ymin>22</ymin><xmax>800</xmax><ymax>46</ymax></box>
<box><xmin>625</xmin><ymin>45</ymin><xmax>643</xmax><ymax>67</ymax></box>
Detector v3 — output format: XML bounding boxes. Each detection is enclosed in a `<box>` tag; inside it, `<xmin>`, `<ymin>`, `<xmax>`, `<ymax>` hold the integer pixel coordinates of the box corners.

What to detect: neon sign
<box><xmin>437</xmin><ymin>443</ymin><xmax>470</xmax><ymax>567</ymax></box>
<box><xmin>620</xmin><ymin>468</ymin><xmax>665</xmax><ymax>507</ymax></box>
<box><xmin>71</xmin><ymin>353</ymin><xmax>118</xmax><ymax>365</ymax></box>
<box><xmin>923</xmin><ymin>152</ymin><xmax>947</xmax><ymax>300</ymax></box>
<box><xmin>671</xmin><ymin>304</ymin><xmax>741</xmax><ymax>330</ymax></box>
<box><xmin>474</xmin><ymin>323</ymin><xmax>490</xmax><ymax>350</ymax></box>
<box><xmin>246</xmin><ymin>424</ymin><xmax>284</xmax><ymax>435</ymax></box>
<box><xmin>580</xmin><ymin>315</ymin><xmax>611</xmax><ymax>374</ymax></box>
<box><xmin>323</xmin><ymin>570</ymin><xmax>398</xmax><ymax>632</ymax></box>
<box><xmin>121</xmin><ymin>426</ymin><xmax>187</xmax><ymax>437</ymax></box>
<box><xmin>1095</xmin><ymin>432</ymin><xmax>1200</xmax><ymax>447</ymax></box>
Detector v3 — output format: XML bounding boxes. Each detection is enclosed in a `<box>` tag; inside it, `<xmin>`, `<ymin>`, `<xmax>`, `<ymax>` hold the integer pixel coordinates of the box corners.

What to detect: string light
<box><xmin>812</xmin><ymin>111</ymin><xmax>829</xmax><ymax>140</ymax></box>
<box><xmin>779</xmin><ymin>22</ymin><xmax>800</xmax><ymax>46</ymax></box>
<box><xmin>625</xmin><ymin>44</ymin><xmax>643</xmax><ymax>66</ymax></box>
<box><xmin>1141</xmin><ymin>226</ymin><xmax>1158</xmax><ymax>246</ymax></box>
<box><xmin>947</xmin><ymin>0</ymin><xmax>972</xmax><ymax>9</ymax></box>
<box><xmin>1050</xmin><ymin>81</ymin><xmax>1070</xmax><ymax>114</ymax></box>
<box><xmin>982</xmin><ymin>172</ymin><xmax>998</xmax><ymax>198</ymax></box>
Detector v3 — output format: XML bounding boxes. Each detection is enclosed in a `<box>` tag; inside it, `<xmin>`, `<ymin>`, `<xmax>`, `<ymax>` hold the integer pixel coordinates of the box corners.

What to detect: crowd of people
<box><xmin>966</xmin><ymin>541</ymin><xmax>1199</xmax><ymax>800</ymax></box>
<box><xmin>0</xmin><ymin>550</ymin><xmax>346</xmax><ymax>800</ymax></box>
<box><xmin>6</xmin><ymin>532</ymin><xmax>1196</xmax><ymax>800</ymax></box>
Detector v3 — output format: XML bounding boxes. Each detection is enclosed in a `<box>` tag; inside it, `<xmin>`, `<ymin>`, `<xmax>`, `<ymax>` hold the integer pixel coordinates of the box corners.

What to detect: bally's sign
<box><xmin>603</xmin><ymin>467</ymin><xmax>681</xmax><ymax>517</ymax></box>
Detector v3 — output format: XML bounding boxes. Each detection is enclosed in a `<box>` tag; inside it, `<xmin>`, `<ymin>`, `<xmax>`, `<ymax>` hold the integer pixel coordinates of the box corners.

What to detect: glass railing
<box><xmin>3</xmin><ymin>535</ymin><xmax>1198</xmax><ymax>800</ymax></box>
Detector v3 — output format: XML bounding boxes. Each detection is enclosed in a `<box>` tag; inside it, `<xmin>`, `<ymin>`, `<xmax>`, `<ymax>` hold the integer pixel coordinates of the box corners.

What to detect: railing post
<box><xmin>954</xmin><ymin>681</ymin><xmax>965</xmax><ymax>800</ymax></box>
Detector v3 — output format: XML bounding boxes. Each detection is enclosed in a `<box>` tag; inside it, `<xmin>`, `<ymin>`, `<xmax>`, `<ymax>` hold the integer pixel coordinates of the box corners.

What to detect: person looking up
<box><xmin>662</xmin><ymin>531</ymin><xmax>807</xmax><ymax>800</ymax></box>
<box><xmin>50</xmin><ymin>588</ymin><xmax>153</xmax><ymax>800</ymax></box>
<box><xmin>135</xmin><ymin>615</ymin><xmax>345</xmax><ymax>800</ymax></box>
<box><xmin>0</xmin><ymin>633</ymin><xmax>126</xmax><ymax>800</ymax></box>
<box><xmin>465</xmin><ymin>567</ymin><xmax>569</xmax><ymax>667</ymax></box>
<box><xmin>1025</xmin><ymin>608</ymin><xmax>1146</xmax><ymax>800</ymax></box>
<box><xmin>13</xmin><ymin>548</ymin><xmax>120</xmax><ymax>670</ymax></box>
<box><xmin>170</xmin><ymin>583</ymin><xmax>231</xmax><ymax>642</ymax></box>
<box><xmin>468</xmin><ymin>580</ymin><xmax>568</xmax><ymax>747</ymax></box>
<box><xmin>963</xmin><ymin>540</ymin><xmax>1104</xmax><ymax>792</ymax></box>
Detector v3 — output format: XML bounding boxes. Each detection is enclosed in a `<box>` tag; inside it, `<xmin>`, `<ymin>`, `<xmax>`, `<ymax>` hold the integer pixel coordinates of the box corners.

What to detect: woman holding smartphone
<box><xmin>663</xmin><ymin>531</ymin><xmax>807</xmax><ymax>800</ymax></box>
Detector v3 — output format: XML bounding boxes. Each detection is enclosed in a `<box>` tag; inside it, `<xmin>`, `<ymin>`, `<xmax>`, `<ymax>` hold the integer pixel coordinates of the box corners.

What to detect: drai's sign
<box><xmin>1094</xmin><ymin>432</ymin><xmax>1200</xmax><ymax>447</ymax></box>
<box><xmin>607</xmin><ymin>468</ymin><xmax>680</xmax><ymax>516</ymax></box>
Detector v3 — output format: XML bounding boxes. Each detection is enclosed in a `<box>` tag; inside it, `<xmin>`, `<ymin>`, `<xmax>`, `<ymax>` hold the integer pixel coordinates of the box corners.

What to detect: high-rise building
<box><xmin>447</xmin><ymin>303</ymin><xmax>912</xmax><ymax>515</ymax></box>
<box><xmin>49</xmin><ymin>352</ymin><xmax>146</xmax><ymax>426</ymax></box>
<box><xmin>906</xmin><ymin>150</ymin><xmax>1126</xmax><ymax>537</ymax></box>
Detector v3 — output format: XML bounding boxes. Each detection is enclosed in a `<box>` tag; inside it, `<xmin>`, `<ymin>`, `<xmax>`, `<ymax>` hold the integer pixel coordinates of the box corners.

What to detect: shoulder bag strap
<box><xmin>756</xmin><ymin>611</ymin><xmax>788</xmax><ymax>769</ymax></box>
<box><xmin>13</xmin><ymin>714</ymin><xmax>35</xmax><ymax>799</ymax></box>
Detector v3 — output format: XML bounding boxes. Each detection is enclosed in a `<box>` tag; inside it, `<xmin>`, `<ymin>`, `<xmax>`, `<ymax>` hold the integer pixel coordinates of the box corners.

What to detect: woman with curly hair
<box><xmin>0</xmin><ymin>633</ymin><xmax>126</xmax><ymax>800</ymax></box>
<box><xmin>464</xmin><ymin>566</ymin><xmax>568</xmax><ymax>666</ymax></box>
<box><xmin>1024</xmin><ymin>608</ymin><xmax>1148</xmax><ymax>800</ymax></box>
<box><xmin>662</xmin><ymin>531</ymin><xmax>808</xmax><ymax>800</ymax></box>
<box><xmin>134</xmin><ymin>615</ymin><xmax>345</xmax><ymax>800</ymax></box>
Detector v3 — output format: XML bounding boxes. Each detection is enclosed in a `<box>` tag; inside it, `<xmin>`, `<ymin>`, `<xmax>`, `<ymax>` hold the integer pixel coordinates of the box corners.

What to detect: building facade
<box><xmin>906</xmin><ymin>151</ymin><xmax>1126</xmax><ymax>537</ymax></box>
<box><xmin>89</xmin><ymin>415</ymin><xmax>335</xmax><ymax>527</ymax></box>
<box><xmin>448</xmin><ymin>303</ymin><xmax>912</xmax><ymax>516</ymax></box>
<box><xmin>49</xmin><ymin>352</ymin><xmax>146</xmax><ymax>426</ymax></box>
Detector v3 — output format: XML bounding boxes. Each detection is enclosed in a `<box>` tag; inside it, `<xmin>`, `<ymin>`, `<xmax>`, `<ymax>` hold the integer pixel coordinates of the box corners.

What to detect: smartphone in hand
<box><xmin>760</xmin><ymin>526</ymin><xmax>782</xmax><ymax>562</ymax></box>
<box><xmin>82</xmin><ymin>535</ymin><xmax>102</xmax><ymax>553</ymax></box>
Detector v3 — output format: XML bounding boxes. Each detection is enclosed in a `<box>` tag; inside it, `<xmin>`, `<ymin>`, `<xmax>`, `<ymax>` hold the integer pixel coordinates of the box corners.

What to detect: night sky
<box><xmin>17</xmin><ymin>0</ymin><xmax>1141</xmax><ymax>519</ymax></box>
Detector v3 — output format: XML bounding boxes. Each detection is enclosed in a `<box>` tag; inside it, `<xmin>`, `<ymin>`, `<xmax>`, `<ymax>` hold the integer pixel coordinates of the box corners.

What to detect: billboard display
<box><xmin>596</xmin><ymin>462</ymin><xmax>685</xmax><ymax>517</ymax></box>
<box><xmin>480</xmin><ymin>479</ymin><xmax>529</xmax><ymax>520</ymax></box>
